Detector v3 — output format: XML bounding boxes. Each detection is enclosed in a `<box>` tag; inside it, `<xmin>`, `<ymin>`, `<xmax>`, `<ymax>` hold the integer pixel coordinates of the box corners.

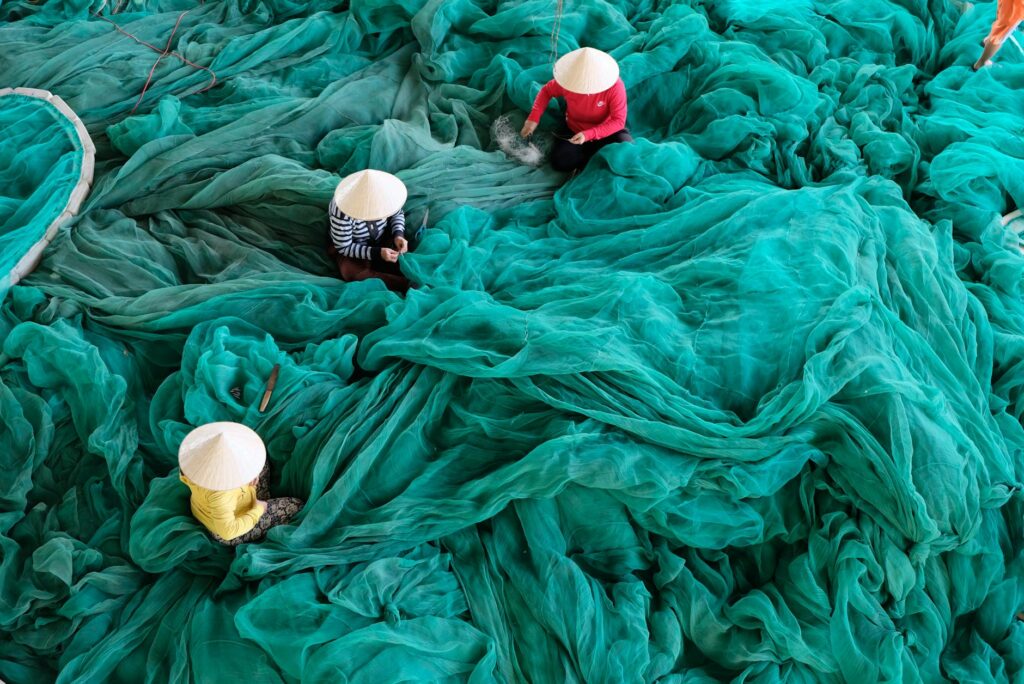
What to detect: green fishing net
<box><xmin>1</xmin><ymin>0</ymin><xmax>1023</xmax><ymax>681</ymax></box>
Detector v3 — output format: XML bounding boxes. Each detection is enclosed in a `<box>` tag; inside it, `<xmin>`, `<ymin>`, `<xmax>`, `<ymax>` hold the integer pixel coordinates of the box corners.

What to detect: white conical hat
<box><xmin>553</xmin><ymin>47</ymin><xmax>620</xmax><ymax>95</ymax></box>
<box><xmin>178</xmin><ymin>422</ymin><xmax>266</xmax><ymax>490</ymax></box>
<box><xmin>333</xmin><ymin>169</ymin><xmax>407</xmax><ymax>222</ymax></box>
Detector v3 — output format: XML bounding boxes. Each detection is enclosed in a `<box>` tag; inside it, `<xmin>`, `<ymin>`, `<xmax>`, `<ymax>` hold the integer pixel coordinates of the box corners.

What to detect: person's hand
<box><xmin>521</xmin><ymin>120</ymin><xmax>538</xmax><ymax>138</ymax></box>
<box><xmin>394</xmin><ymin>236</ymin><xmax>409</xmax><ymax>254</ymax></box>
<box><xmin>381</xmin><ymin>248</ymin><xmax>400</xmax><ymax>263</ymax></box>
<box><xmin>248</xmin><ymin>477</ymin><xmax>259</xmax><ymax>486</ymax></box>
<box><xmin>256</xmin><ymin>499</ymin><xmax>268</xmax><ymax>510</ymax></box>
<box><xmin>569</xmin><ymin>132</ymin><xmax>587</xmax><ymax>145</ymax></box>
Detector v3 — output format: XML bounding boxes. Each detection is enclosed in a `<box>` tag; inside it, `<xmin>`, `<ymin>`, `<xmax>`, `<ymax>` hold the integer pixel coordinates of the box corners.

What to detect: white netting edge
<box><xmin>0</xmin><ymin>87</ymin><xmax>95</xmax><ymax>286</ymax></box>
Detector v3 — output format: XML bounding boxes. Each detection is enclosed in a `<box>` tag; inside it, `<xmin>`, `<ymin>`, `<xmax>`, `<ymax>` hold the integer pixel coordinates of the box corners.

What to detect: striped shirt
<box><xmin>328</xmin><ymin>199</ymin><xmax>406</xmax><ymax>261</ymax></box>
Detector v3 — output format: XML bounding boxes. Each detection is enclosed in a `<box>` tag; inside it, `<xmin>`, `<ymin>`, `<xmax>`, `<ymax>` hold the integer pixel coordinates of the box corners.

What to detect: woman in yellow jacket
<box><xmin>178</xmin><ymin>422</ymin><xmax>303</xmax><ymax>546</ymax></box>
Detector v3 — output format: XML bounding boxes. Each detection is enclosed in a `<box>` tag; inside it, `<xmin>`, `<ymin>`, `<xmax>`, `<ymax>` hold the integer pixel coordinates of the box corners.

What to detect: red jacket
<box><xmin>527</xmin><ymin>78</ymin><xmax>627</xmax><ymax>142</ymax></box>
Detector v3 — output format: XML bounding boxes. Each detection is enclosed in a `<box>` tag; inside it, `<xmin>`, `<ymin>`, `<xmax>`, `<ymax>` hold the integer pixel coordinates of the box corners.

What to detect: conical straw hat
<box><xmin>178</xmin><ymin>422</ymin><xmax>267</xmax><ymax>490</ymax></box>
<box><xmin>553</xmin><ymin>47</ymin><xmax>620</xmax><ymax>95</ymax></box>
<box><xmin>333</xmin><ymin>169</ymin><xmax>408</xmax><ymax>222</ymax></box>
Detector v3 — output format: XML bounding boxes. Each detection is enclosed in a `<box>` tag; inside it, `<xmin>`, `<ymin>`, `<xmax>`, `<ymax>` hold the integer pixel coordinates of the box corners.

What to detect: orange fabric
<box><xmin>989</xmin><ymin>0</ymin><xmax>1024</xmax><ymax>42</ymax></box>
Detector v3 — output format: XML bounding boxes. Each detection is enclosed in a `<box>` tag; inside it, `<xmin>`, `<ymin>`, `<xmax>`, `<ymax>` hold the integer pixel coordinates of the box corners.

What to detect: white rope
<box><xmin>0</xmin><ymin>88</ymin><xmax>94</xmax><ymax>287</ymax></box>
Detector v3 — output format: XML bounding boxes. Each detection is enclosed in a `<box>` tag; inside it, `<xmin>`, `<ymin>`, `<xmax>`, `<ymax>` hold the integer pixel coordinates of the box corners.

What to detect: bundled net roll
<box><xmin>492</xmin><ymin>113</ymin><xmax>547</xmax><ymax>167</ymax></box>
<box><xmin>0</xmin><ymin>0</ymin><xmax>1023</xmax><ymax>682</ymax></box>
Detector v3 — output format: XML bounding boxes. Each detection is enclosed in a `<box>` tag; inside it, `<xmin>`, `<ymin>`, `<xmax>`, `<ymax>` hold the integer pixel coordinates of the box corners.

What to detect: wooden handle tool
<box><xmin>259</xmin><ymin>364</ymin><xmax>280</xmax><ymax>413</ymax></box>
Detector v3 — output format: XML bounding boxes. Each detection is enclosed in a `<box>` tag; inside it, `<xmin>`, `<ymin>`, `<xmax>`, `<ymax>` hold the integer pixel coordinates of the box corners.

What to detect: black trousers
<box><xmin>550</xmin><ymin>126</ymin><xmax>633</xmax><ymax>173</ymax></box>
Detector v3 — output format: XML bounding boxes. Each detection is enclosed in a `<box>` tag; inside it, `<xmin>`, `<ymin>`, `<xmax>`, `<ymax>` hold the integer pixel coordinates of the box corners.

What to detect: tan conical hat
<box><xmin>553</xmin><ymin>47</ymin><xmax>620</xmax><ymax>95</ymax></box>
<box><xmin>178</xmin><ymin>422</ymin><xmax>266</xmax><ymax>490</ymax></box>
<box><xmin>333</xmin><ymin>169</ymin><xmax>407</xmax><ymax>222</ymax></box>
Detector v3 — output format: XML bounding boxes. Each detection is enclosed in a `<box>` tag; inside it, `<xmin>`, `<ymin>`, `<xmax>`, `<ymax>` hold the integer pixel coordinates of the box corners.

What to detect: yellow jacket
<box><xmin>180</xmin><ymin>474</ymin><xmax>266</xmax><ymax>540</ymax></box>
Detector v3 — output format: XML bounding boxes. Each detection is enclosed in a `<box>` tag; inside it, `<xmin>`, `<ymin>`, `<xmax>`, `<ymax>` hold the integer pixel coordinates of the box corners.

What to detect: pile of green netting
<box><xmin>2</xmin><ymin>0</ymin><xmax>1024</xmax><ymax>681</ymax></box>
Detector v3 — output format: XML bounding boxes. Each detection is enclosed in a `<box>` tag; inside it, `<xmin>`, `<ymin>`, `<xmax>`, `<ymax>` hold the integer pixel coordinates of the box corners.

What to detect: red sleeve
<box><xmin>527</xmin><ymin>80</ymin><xmax>563</xmax><ymax>124</ymax></box>
<box><xmin>582</xmin><ymin>80</ymin><xmax>627</xmax><ymax>141</ymax></box>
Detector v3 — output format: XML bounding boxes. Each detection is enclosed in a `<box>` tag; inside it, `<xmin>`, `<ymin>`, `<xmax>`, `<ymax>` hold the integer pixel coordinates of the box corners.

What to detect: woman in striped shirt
<box><xmin>326</xmin><ymin>170</ymin><xmax>410</xmax><ymax>294</ymax></box>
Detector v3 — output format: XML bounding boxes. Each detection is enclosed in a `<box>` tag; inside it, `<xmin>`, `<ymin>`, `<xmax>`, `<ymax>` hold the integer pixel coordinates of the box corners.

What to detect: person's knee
<box><xmin>550</xmin><ymin>157</ymin><xmax>576</xmax><ymax>172</ymax></box>
<box><xmin>597</xmin><ymin>130</ymin><xmax>633</xmax><ymax>145</ymax></box>
<box><xmin>386</xmin><ymin>275</ymin><xmax>411</xmax><ymax>295</ymax></box>
<box><xmin>550</xmin><ymin>150</ymin><xmax>582</xmax><ymax>172</ymax></box>
<box><xmin>339</xmin><ymin>258</ymin><xmax>365</xmax><ymax>282</ymax></box>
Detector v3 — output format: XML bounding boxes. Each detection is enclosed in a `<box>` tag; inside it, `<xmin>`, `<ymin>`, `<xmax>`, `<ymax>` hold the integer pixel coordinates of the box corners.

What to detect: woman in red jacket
<box><xmin>521</xmin><ymin>47</ymin><xmax>632</xmax><ymax>173</ymax></box>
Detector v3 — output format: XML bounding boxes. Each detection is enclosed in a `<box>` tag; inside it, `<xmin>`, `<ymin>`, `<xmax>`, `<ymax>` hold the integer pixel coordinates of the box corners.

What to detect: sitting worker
<box><xmin>974</xmin><ymin>0</ymin><xmax>1024</xmax><ymax>69</ymax></box>
<box><xmin>327</xmin><ymin>169</ymin><xmax>410</xmax><ymax>294</ymax></box>
<box><xmin>520</xmin><ymin>47</ymin><xmax>632</xmax><ymax>173</ymax></box>
<box><xmin>178</xmin><ymin>422</ymin><xmax>304</xmax><ymax>546</ymax></box>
